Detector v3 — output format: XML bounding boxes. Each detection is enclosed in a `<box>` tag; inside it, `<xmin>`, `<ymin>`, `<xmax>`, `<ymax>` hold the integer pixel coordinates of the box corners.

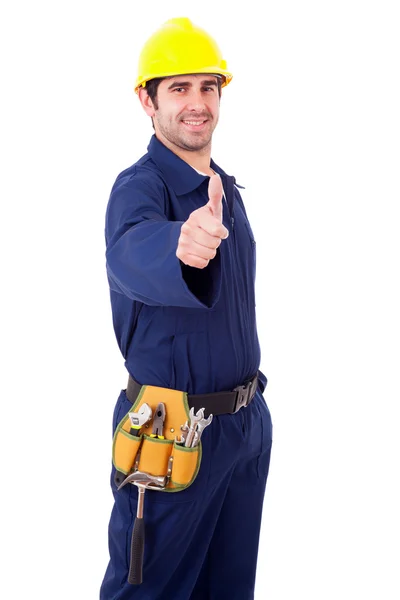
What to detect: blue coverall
<box><xmin>100</xmin><ymin>135</ymin><xmax>273</xmax><ymax>599</ymax></box>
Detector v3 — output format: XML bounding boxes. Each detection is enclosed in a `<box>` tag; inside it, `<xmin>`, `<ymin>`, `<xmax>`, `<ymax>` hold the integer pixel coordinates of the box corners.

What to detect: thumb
<box><xmin>207</xmin><ymin>174</ymin><xmax>223</xmax><ymax>221</ymax></box>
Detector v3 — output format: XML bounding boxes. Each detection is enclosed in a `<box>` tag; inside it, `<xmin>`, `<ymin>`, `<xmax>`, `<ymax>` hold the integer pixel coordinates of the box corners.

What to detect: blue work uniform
<box><xmin>100</xmin><ymin>135</ymin><xmax>273</xmax><ymax>600</ymax></box>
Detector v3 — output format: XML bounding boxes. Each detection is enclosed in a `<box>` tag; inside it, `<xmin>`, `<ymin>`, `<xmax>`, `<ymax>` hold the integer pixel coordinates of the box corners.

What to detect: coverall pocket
<box><xmin>255</xmin><ymin>394</ymin><xmax>273</xmax><ymax>478</ymax></box>
<box><xmin>244</xmin><ymin>220</ymin><xmax>256</xmax><ymax>278</ymax></box>
<box><xmin>112</xmin><ymin>390</ymin><xmax>133</xmax><ymax>434</ymax></box>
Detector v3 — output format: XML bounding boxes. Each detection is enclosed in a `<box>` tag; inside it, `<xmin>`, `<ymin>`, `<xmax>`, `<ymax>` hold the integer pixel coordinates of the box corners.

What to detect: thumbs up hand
<box><xmin>176</xmin><ymin>174</ymin><xmax>229</xmax><ymax>269</ymax></box>
<box><xmin>206</xmin><ymin>173</ymin><xmax>224</xmax><ymax>221</ymax></box>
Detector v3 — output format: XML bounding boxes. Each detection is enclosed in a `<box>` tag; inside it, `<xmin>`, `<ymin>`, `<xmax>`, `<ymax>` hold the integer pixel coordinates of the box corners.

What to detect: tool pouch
<box><xmin>112</xmin><ymin>385</ymin><xmax>202</xmax><ymax>492</ymax></box>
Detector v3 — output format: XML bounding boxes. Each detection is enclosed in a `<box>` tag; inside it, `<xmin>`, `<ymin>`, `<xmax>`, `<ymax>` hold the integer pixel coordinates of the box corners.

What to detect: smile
<box><xmin>181</xmin><ymin>120</ymin><xmax>208</xmax><ymax>131</ymax></box>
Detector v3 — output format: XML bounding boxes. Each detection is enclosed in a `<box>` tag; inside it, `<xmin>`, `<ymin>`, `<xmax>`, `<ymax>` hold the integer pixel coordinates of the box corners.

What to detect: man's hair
<box><xmin>145</xmin><ymin>78</ymin><xmax>163</xmax><ymax>111</ymax></box>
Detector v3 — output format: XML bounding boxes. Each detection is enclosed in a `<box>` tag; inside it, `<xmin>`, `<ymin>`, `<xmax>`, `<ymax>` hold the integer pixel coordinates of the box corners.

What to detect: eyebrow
<box><xmin>167</xmin><ymin>79</ymin><xmax>218</xmax><ymax>90</ymax></box>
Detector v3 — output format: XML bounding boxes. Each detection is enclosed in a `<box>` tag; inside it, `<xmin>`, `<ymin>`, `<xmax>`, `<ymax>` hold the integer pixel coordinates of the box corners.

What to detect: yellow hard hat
<box><xmin>134</xmin><ymin>17</ymin><xmax>233</xmax><ymax>93</ymax></box>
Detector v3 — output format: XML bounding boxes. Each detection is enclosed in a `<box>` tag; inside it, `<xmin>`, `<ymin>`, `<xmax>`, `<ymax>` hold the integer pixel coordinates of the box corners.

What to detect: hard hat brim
<box><xmin>135</xmin><ymin>70</ymin><xmax>233</xmax><ymax>94</ymax></box>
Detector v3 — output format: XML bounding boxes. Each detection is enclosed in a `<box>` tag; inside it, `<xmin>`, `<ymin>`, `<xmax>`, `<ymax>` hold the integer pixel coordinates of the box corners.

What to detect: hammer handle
<box><xmin>128</xmin><ymin>486</ymin><xmax>146</xmax><ymax>585</ymax></box>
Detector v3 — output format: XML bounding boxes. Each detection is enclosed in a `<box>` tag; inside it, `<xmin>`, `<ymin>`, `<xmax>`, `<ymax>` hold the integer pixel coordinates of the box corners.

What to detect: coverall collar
<box><xmin>147</xmin><ymin>134</ymin><xmax>221</xmax><ymax>196</ymax></box>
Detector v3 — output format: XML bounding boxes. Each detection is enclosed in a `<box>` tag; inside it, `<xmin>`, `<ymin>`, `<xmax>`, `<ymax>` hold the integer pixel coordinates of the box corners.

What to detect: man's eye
<box><xmin>174</xmin><ymin>87</ymin><xmax>186</xmax><ymax>93</ymax></box>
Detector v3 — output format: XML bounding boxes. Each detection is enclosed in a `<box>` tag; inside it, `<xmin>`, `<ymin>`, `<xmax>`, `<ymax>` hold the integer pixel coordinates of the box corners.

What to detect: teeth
<box><xmin>183</xmin><ymin>121</ymin><xmax>205</xmax><ymax>126</ymax></box>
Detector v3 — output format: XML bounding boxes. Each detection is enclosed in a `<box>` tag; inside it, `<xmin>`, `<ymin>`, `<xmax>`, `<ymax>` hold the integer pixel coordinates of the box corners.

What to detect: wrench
<box><xmin>176</xmin><ymin>421</ymin><xmax>189</xmax><ymax>445</ymax></box>
<box><xmin>184</xmin><ymin>407</ymin><xmax>205</xmax><ymax>447</ymax></box>
<box><xmin>128</xmin><ymin>403</ymin><xmax>152</xmax><ymax>435</ymax></box>
<box><xmin>190</xmin><ymin>413</ymin><xmax>213</xmax><ymax>447</ymax></box>
<box><xmin>180</xmin><ymin>411</ymin><xmax>213</xmax><ymax>446</ymax></box>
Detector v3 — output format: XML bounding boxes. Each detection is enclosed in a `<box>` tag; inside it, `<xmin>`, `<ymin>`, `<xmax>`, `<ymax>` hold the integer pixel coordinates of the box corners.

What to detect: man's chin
<box><xmin>179</xmin><ymin>134</ymin><xmax>212</xmax><ymax>152</ymax></box>
<box><xmin>157</xmin><ymin>127</ymin><xmax>212</xmax><ymax>153</ymax></box>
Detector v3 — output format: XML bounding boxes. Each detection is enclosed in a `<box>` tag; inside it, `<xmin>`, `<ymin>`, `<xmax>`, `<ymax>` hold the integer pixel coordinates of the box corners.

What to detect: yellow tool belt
<box><xmin>112</xmin><ymin>384</ymin><xmax>201</xmax><ymax>492</ymax></box>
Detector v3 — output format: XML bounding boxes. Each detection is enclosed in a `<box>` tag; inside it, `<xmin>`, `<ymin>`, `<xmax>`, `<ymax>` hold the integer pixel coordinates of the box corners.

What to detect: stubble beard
<box><xmin>155</xmin><ymin>113</ymin><xmax>217</xmax><ymax>154</ymax></box>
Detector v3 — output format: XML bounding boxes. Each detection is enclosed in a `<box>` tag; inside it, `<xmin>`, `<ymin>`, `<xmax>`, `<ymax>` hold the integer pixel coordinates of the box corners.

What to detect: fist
<box><xmin>176</xmin><ymin>174</ymin><xmax>229</xmax><ymax>269</ymax></box>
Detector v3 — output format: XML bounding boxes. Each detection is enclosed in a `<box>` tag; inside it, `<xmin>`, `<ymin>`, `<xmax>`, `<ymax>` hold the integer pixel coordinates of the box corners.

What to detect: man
<box><xmin>100</xmin><ymin>17</ymin><xmax>273</xmax><ymax>600</ymax></box>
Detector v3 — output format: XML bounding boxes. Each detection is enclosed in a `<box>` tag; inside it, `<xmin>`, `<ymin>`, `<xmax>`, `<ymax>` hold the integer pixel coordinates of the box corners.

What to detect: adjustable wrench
<box><xmin>129</xmin><ymin>403</ymin><xmax>152</xmax><ymax>435</ymax></box>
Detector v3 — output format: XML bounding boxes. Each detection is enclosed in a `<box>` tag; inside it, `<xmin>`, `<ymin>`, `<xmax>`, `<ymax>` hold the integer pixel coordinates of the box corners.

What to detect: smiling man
<box><xmin>100</xmin><ymin>17</ymin><xmax>273</xmax><ymax>600</ymax></box>
<box><xmin>140</xmin><ymin>75</ymin><xmax>220</xmax><ymax>171</ymax></box>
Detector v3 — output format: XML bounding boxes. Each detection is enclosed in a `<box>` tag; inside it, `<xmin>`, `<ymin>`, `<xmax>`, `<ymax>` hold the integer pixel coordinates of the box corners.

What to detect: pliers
<box><xmin>150</xmin><ymin>403</ymin><xmax>166</xmax><ymax>439</ymax></box>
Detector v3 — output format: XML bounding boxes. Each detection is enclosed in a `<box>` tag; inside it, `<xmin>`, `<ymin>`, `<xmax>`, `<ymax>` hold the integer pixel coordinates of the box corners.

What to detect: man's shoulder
<box><xmin>113</xmin><ymin>154</ymin><xmax>152</xmax><ymax>186</ymax></box>
<box><xmin>105</xmin><ymin>154</ymin><xmax>169</xmax><ymax>234</ymax></box>
<box><xmin>112</xmin><ymin>154</ymin><xmax>165</xmax><ymax>193</ymax></box>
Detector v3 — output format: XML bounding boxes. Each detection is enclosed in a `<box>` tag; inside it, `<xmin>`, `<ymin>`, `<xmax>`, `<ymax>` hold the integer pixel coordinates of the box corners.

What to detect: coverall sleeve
<box><xmin>105</xmin><ymin>168</ymin><xmax>222</xmax><ymax>308</ymax></box>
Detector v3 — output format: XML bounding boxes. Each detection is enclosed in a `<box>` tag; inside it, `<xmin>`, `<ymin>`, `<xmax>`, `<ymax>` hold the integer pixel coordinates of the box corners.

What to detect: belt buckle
<box><xmin>233</xmin><ymin>380</ymin><xmax>252</xmax><ymax>413</ymax></box>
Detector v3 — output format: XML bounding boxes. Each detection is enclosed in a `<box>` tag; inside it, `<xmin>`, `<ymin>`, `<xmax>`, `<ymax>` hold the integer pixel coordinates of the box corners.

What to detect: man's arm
<box><xmin>105</xmin><ymin>169</ymin><xmax>226</xmax><ymax>308</ymax></box>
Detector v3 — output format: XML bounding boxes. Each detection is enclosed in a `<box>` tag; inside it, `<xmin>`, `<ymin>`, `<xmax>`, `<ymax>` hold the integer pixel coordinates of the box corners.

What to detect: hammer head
<box><xmin>117</xmin><ymin>469</ymin><xmax>167</xmax><ymax>491</ymax></box>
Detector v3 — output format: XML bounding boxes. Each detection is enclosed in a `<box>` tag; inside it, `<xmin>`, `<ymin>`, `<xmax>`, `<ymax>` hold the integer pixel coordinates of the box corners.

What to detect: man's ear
<box><xmin>138</xmin><ymin>88</ymin><xmax>156</xmax><ymax>117</ymax></box>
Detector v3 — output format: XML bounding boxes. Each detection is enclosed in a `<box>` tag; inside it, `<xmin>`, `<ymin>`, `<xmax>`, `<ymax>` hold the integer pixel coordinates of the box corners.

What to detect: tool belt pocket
<box><xmin>169</xmin><ymin>441</ymin><xmax>201</xmax><ymax>490</ymax></box>
<box><xmin>138</xmin><ymin>435</ymin><xmax>173</xmax><ymax>477</ymax></box>
<box><xmin>112</xmin><ymin>384</ymin><xmax>204</xmax><ymax>492</ymax></box>
<box><xmin>113</xmin><ymin>418</ymin><xmax>143</xmax><ymax>475</ymax></box>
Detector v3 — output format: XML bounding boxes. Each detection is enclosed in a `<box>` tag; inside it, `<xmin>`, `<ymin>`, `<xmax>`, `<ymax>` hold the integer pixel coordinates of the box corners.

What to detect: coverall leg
<box><xmin>100</xmin><ymin>387</ymin><xmax>272</xmax><ymax>600</ymax></box>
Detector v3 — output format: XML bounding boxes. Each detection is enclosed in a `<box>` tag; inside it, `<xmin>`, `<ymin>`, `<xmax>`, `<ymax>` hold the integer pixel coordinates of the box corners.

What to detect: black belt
<box><xmin>126</xmin><ymin>372</ymin><xmax>259</xmax><ymax>418</ymax></box>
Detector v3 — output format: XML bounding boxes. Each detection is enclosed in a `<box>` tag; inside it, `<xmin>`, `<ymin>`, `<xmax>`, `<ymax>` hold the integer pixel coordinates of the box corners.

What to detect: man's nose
<box><xmin>186</xmin><ymin>90</ymin><xmax>206</xmax><ymax>111</ymax></box>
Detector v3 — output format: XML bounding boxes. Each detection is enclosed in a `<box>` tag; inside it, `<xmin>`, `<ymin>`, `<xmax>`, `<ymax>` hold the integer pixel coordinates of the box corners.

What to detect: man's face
<box><xmin>146</xmin><ymin>74</ymin><xmax>221</xmax><ymax>153</ymax></box>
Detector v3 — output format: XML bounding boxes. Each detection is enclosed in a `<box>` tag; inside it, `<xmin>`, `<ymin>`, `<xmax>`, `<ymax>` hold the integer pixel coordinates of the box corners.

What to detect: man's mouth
<box><xmin>183</xmin><ymin>120</ymin><xmax>206</xmax><ymax>125</ymax></box>
<box><xmin>181</xmin><ymin>119</ymin><xmax>208</xmax><ymax>131</ymax></box>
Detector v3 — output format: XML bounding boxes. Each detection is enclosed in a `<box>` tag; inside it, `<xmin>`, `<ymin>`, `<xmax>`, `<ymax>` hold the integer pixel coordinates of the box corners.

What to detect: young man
<box><xmin>100</xmin><ymin>17</ymin><xmax>273</xmax><ymax>600</ymax></box>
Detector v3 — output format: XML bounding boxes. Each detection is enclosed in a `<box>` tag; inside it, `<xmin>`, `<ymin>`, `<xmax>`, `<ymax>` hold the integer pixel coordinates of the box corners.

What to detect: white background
<box><xmin>1</xmin><ymin>1</ymin><xmax>399</xmax><ymax>598</ymax></box>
